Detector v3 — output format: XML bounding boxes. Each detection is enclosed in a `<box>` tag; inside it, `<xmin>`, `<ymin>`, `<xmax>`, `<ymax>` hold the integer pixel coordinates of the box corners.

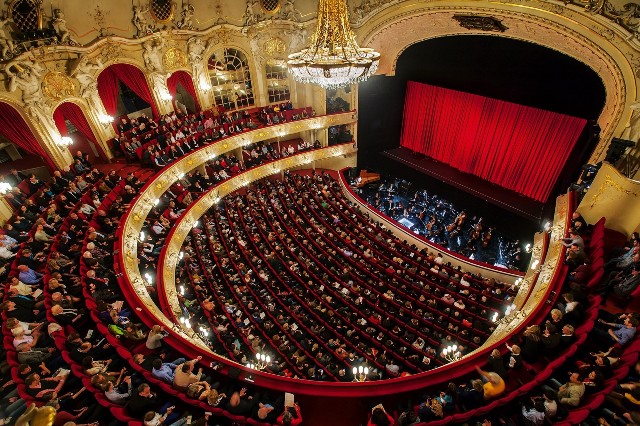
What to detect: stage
<box><xmin>382</xmin><ymin>147</ymin><xmax>547</xmax><ymax>222</ymax></box>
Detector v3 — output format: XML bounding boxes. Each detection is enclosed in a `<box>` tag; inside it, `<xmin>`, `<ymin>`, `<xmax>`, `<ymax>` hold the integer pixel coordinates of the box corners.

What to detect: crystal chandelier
<box><xmin>287</xmin><ymin>0</ymin><xmax>380</xmax><ymax>89</ymax></box>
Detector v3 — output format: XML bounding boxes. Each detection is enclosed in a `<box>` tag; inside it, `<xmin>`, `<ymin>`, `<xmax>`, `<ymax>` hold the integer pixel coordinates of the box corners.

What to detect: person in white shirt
<box><xmin>143</xmin><ymin>407</ymin><xmax>187</xmax><ymax>426</ymax></box>
<box><xmin>0</xmin><ymin>241</ymin><xmax>16</xmax><ymax>260</ymax></box>
<box><xmin>521</xmin><ymin>401</ymin><xmax>545</xmax><ymax>425</ymax></box>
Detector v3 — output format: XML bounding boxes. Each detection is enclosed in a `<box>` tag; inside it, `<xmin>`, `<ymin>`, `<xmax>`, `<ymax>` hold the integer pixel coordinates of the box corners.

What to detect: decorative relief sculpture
<box><xmin>143</xmin><ymin>37</ymin><xmax>165</xmax><ymax>73</ymax></box>
<box><xmin>51</xmin><ymin>9</ymin><xmax>79</xmax><ymax>46</ymax></box>
<box><xmin>73</xmin><ymin>56</ymin><xmax>103</xmax><ymax>110</ymax></box>
<box><xmin>280</xmin><ymin>0</ymin><xmax>300</xmax><ymax>21</ymax></box>
<box><xmin>7</xmin><ymin>60</ymin><xmax>45</xmax><ymax>107</ymax></box>
<box><xmin>452</xmin><ymin>15</ymin><xmax>509</xmax><ymax>32</ymax></box>
<box><xmin>0</xmin><ymin>13</ymin><xmax>16</xmax><ymax>60</ymax></box>
<box><xmin>243</xmin><ymin>0</ymin><xmax>261</xmax><ymax>26</ymax></box>
<box><xmin>132</xmin><ymin>5</ymin><xmax>156</xmax><ymax>38</ymax></box>
<box><xmin>175</xmin><ymin>4</ymin><xmax>195</xmax><ymax>30</ymax></box>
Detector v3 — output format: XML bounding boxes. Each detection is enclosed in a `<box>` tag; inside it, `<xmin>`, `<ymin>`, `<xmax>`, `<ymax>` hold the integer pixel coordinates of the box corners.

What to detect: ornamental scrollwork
<box><xmin>42</xmin><ymin>71</ymin><xmax>74</xmax><ymax>100</ymax></box>
<box><xmin>163</xmin><ymin>47</ymin><xmax>188</xmax><ymax>70</ymax></box>
<box><xmin>567</xmin><ymin>0</ymin><xmax>640</xmax><ymax>38</ymax></box>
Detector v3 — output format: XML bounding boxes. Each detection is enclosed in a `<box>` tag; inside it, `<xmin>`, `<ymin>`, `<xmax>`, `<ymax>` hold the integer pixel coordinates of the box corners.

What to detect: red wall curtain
<box><xmin>0</xmin><ymin>103</ymin><xmax>57</xmax><ymax>170</ymax></box>
<box><xmin>400</xmin><ymin>82</ymin><xmax>586</xmax><ymax>202</ymax></box>
<box><xmin>54</xmin><ymin>103</ymin><xmax>107</xmax><ymax>158</ymax></box>
<box><xmin>97</xmin><ymin>64</ymin><xmax>159</xmax><ymax>118</ymax></box>
<box><xmin>53</xmin><ymin>109</ymin><xmax>68</xmax><ymax>136</ymax></box>
<box><xmin>97</xmin><ymin>67</ymin><xmax>120</xmax><ymax>118</ymax></box>
<box><xmin>167</xmin><ymin>71</ymin><xmax>200</xmax><ymax>111</ymax></box>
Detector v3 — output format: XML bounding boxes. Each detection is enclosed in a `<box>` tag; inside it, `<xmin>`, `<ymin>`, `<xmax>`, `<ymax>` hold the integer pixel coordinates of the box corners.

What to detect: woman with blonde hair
<box><xmin>521</xmin><ymin>325</ymin><xmax>542</xmax><ymax>362</ymax></box>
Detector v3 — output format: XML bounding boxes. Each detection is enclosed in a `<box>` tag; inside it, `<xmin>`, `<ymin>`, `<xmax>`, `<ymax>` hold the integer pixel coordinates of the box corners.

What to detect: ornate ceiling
<box><xmin>0</xmin><ymin>0</ymin><xmax>639</xmax><ymax>172</ymax></box>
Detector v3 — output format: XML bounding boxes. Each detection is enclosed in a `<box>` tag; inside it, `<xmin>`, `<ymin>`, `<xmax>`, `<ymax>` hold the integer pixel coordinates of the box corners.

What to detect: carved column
<box><xmin>81</xmin><ymin>94</ymin><xmax>116</xmax><ymax>160</ymax></box>
<box><xmin>27</xmin><ymin>106</ymin><xmax>74</xmax><ymax>169</ymax></box>
<box><xmin>146</xmin><ymin>72</ymin><xmax>175</xmax><ymax>116</ymax></box>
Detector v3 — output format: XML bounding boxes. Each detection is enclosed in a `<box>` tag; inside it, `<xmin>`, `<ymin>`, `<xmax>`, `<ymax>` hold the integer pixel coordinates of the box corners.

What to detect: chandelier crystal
<box><xmin>288</xmin><ymin>0</ymin><xmax>380</xmax><ymax>89</ymax></box>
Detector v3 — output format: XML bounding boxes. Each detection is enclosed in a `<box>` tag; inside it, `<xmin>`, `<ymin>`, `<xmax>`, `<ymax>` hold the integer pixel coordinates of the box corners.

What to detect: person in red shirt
<box><xmin>368</xmin><ymin>404</ymin><xmax>394</xmax><ymax>426</ymax></box>
<box><xmin>276</xmin><ymin>403</ymin><xmax>302</xmax><ymax>426</ymax></box>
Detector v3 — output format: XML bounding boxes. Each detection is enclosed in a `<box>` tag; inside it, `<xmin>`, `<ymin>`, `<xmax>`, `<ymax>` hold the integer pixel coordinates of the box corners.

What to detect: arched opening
<box><xmin>167</xmin><ymin>70</ymin><xmax>200</xmax><ymax>113</ymax></box>
<box><xmin>208</xmin><ymin>47</ymin><xmax>255</xmax><ymax>110</ymax></box>
<box><xmin>0</xmin><ymin>102</ymin><xmax>54</xmax><ymax>175</ymax></box>
<box><xmin>53</xmin><ymin>102</ymin><xmax>107</xmax><ymax>164</ymax></box>
<box><xmin>97</xmin><ymin>63</ymin><xmax>159</xmax><ymax>123</ymax></box>
<box><xmin>358</xmin><ymin>35</ymin><xmax>607</xmax><ymax>236</ymax></box>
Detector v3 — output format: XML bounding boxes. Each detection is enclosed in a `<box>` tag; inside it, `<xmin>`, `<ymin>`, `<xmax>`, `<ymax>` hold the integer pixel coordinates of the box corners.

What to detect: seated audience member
<box><xmin>151</xmin><ymin>357</ymin><xmax>186</xmax><ymax>384</ymax></box>
<box><xmin>173</xmin><ymin>356</ymin><xmax>208</xmax><ymax>391</ymax></box>
<box><xmin>277</xmin><ymin>403</ymin><xmax>302</xmax><ymax>426</ymax></box>
<box><xmin>593</xmin><ymin>316</ymin><xmax>638</xmax><ymax>348</ymax></box>
<box><xmin>368</xmin><ymin>404</ymin><xmax>394</xmax><ymax>426</ymax></box>
<box><xmin>475</xmin><ymin>365</ymin><xmax>505</xmax><ymax>400</ymax></box>
<box><xmin>146</xmin><ymin>325</ymin><xmax>166</xmax><ymax>350</ymax></box>
<box><xmin>545</xmin><ymin>372</ymin><xmax>586</xmax><ymax>407</ymax></box>
<box><xmin>227</xmin><ymin>387</ymin><xmax>258</xmax><ymax>416</ymax></box>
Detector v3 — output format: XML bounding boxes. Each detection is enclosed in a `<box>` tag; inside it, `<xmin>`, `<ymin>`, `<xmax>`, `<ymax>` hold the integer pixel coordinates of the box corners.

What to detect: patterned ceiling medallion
<box><xmin>150</xmin><ymin>0</ymin><xmax>175</xmax><ymax>23</ymax></box>
<box><xmin>163</xmin><ymin>47</ymin><xmax>188</xmax><ymax>69</ymax></box>
<box><xmin>43</xmin><ymin>71</ymin><xmax>75</xmax><ymax>100</ymax></box>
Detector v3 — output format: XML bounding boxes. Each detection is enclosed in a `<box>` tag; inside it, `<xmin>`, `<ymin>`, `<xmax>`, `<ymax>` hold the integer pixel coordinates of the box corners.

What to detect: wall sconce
<box><xmin>199</xmin><ymin>81</ymin><xmax>212</xmax><ymax>91</ymax></box>
<box><xmin>0</xmin><ymin>183</ymin><xmax>12</xmax><ymax>194</ymax></box>
<box><xmin>99</xmin><ymin>114</ymin><xmax>114</xmax><ymax>125</ymax></box>
<box><xmin>161</xmin><ymin>92</ymin><xmax>173</xmax><ymax>101</ymax></box>
<box><xmin>57</xmin><ymin>136</ymin><xmax>73</xmax><ymax>147</ymax></box>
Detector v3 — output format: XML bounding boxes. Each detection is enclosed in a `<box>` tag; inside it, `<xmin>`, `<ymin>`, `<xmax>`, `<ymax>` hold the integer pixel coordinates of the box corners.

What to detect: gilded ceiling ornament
<box><xmin>100</xmin><ymin>44</ymin><xmax>124</xmax><ymax>64</ymax></box>
<box><xmin>208</xmin><ymin>28</ymin><xmax>231</xmax><ymax>47</ymax></box>
<box><xmin>264</xmin><ymin>37</ymin><xmax>286</xmax><ymax>57</ymax></box>
<box><xmin>42</xmin><ymin>71</ymin><xmax>74</xmax><ymax>100</ymax></box>
<box><xmin>162</xmin><ymin>47</ymin><xmax>187</xmax><ymax>69</ymax></box>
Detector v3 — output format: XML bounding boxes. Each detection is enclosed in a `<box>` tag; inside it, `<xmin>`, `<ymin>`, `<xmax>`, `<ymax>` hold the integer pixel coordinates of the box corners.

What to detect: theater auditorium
<box><xmin>0</xmin><ymin>0</ymin><xmax>638</xmax><ymax>425</ymax></box>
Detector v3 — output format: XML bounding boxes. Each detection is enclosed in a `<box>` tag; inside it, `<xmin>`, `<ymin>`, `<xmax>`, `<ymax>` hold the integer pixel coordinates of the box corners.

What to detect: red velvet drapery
<box><xmin>399</xmin><ymin>82</ymin><xmax>586</xmax><ymax>202</ymax></box>
<box><xmin>53</xmin><ymin>103</ymin><xmax>106</xmax><ymax>158</ymax></box>
<box><xmin>97</xmin><ymin>63</ymin><xmax>159</xmax><ymax>118</ymax></box>
<box><xmin>167</xmin><ymin>71</ymin><xmax>200</xmax><ymax>111</ymax></box>
<box><xmin>0</xmin><ymin>103</ymin><xmax>57</xmax><ymax>170</ymax></box>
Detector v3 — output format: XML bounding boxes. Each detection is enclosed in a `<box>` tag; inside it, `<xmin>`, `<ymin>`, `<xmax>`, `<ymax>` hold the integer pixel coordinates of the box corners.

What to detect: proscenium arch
<box><xmin>356</xmin><ymin>2</ymin><xmax>637</xmax><ymax>165</ymax></box>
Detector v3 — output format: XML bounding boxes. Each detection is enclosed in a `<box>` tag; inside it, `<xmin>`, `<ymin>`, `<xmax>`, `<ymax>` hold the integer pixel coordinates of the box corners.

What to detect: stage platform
<box><xmin>382</xmin><ymin>147</ymin><xmax>547</xmax><ymax>222</ymax></box>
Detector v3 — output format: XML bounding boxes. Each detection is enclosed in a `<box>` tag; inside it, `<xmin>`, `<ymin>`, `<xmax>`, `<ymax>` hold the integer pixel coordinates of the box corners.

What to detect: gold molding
<box><xmin>163</xmin><ymin>47</ymin><xmax>188</xmax><ymax>70</ymax></box>
<box><xmin>42</xmin><ymin>72</ymin><xmax>75</xmax><ymax>101</ymax></box>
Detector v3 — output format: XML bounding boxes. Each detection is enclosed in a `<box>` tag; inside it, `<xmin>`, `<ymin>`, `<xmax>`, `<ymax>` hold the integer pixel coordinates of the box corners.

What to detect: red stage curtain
<box><xmin>400</xmin><ymin>82</ymin><xmax>586</xmax><ymax>202</ymax></box>
<box><xmin>0</xmin><ymin>103</ymin><xmax>57</xmax><ymax>170</ymax></box>
<box><xmin>167</xmin><ymin>71</ymin><xmax>200</xmax><ymax>111</ymax></box>
<box><xmin>97</xmin><ymin>64</ymin><xmax>159</xmax><ymax>118</ymax></box>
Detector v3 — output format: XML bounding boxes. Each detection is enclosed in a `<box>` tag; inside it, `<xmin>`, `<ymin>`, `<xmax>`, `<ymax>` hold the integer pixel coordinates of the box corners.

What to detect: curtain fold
<box><xmin>167</xmin><ymin>71</ymin><xmax>201</xmax><ymax>111</ymax></box>
<box><xmin>97</xmin><ymin>64</ymin><xmax>159</xmax><ymax>118</ymax></box>
<box><xmin>54</xmin><ymin>102</ymin><xmax>107</xmax><ymax>159</ymax></box>
<box><xmin>399</xmin><ymin>82</ymin><xmax>586</xmax><ymax>202</ymax></box>
<box><xmin>0</xmin><ymin>103</ymin><xmax>57</xmax><ymax>170</ymax></box>
<box><xmin>97</xmin><ymin>67</ymin><xmax>120</xmax><ymax>117</ymax></box>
